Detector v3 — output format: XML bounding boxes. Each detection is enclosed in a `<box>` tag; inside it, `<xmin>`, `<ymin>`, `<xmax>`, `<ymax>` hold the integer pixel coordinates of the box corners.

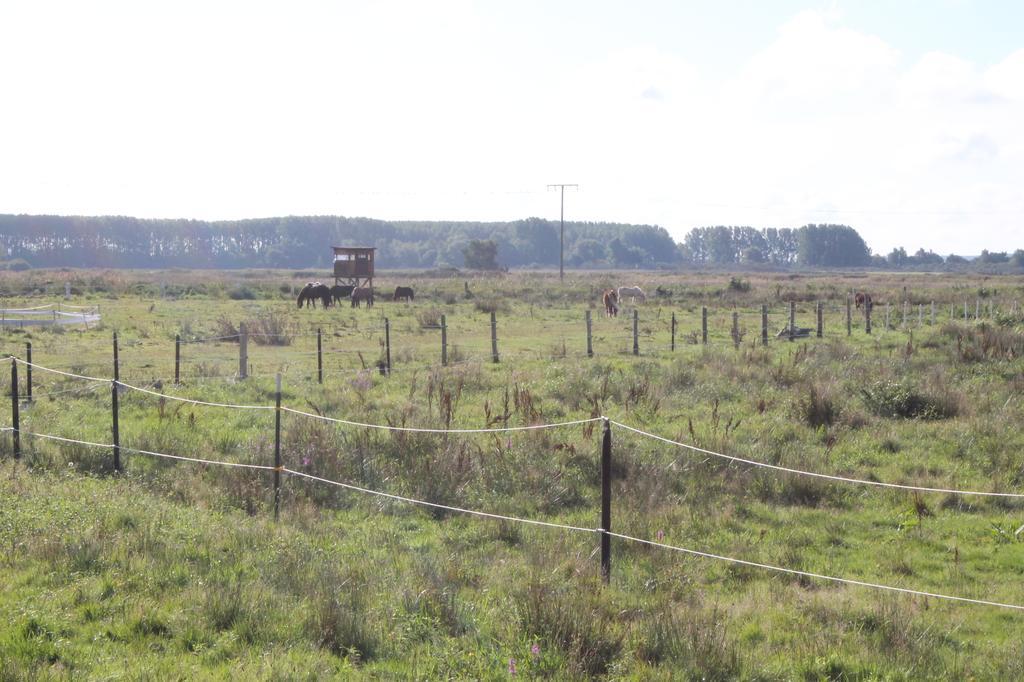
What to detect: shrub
<box><xmin>728</xmin><ymin>277</ymin><xmax>750</xmax><ymax>292</ymax></box>
<box><xmin>227</xmin><ymin>286</ymin><xmax>258</xmax><ymax>300</ymax></box>
<box><xmin>861</xmin><ymin>380</ymin><xmax>957</xmax><ymax>420</ymax></box>
<box><xmin>798</xmin><ymin>384</ymin><xmax>840</xmax><ymax>428</ymax></box>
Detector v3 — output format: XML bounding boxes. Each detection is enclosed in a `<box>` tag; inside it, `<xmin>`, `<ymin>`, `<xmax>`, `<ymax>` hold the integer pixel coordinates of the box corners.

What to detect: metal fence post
<box><xmin>491</xmin><ymin>311</ymin><xmax>499</xmax><ymax>363</ymax></box>
<box><xmin>846</xmin><ymin>296</ymin><xmax>852</xmax><ymax>336</ymax></box>
<box><xmin>112</xmin><ymin>332</ymin><xmax>120</xmax><ymax>472</ymax></box>
<box><xmin>274</xmin><ymin>373</ymin><xmax>282</xmax><ymax>522</ymax></box>
<box><xmin>25</xmin><ymin>342</ymin><xmax>32</xmax><ymax>402</ymax></box>
<box><xmin>441</xmin><ymin>314</ymin><xmax>448</xmax><ymax>367</ymax></box>
<box><xmin>789</xmin><ymin>302</ymin><xmax>795</xmax><ymax>341</ymax></box>
<box><xmin>761</xmin><ymin>304</ymin><xmax>768</xmax><ymax>346</ymax></box>
<box><xmin>317</xmin><ymin>328</ymin><xmax>323</xmax><ymax>384</ymax></box>
<box><xmin>632</xmin><ymin>309</ymin><xmax>639</xmax><ymax>356</ymax></box>
<box><xmin>174</xmin><ymin>334</ymin><xmax>180</xmax><ymax>385</ymax></box>
<box><xmin>239</xmin><ymin>322</ymin><xmax>248</xmax><ymax>379</ymax></box>
<box><xmin>701</xmin><ymin>306</ymin><xmax>708</xmax><ymax>345</ymax></box>
<box><xmin>11</xmin><ymin>359</ymin><xmax>20</xmax><ymax>460</ymax></box>
<box><xmin>601</xmin><ymin>418</ymin><xmax>612</xmax><ymax>584</ymax></box>
<box><xmin>670</xmin><ymin>312</ymin><xmax>676</xmax><ymax>352</ymax></box>
<box><xmin>385</xmin><ymin>317</ymin><xmax>392</xmax><ymax>374</ymax></box>
<box><xmin>586</xmin><ymin>311</ymin><xmax>593</xmax><ymax>358</ymax></box>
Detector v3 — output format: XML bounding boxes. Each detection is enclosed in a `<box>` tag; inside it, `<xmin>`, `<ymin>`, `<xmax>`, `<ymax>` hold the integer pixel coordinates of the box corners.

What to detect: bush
<box><xmin>227</xmin><ymin>286</ymin><xmax>258</xmax><ymax>300</ymax></box>
<box><xmin>728</xmin><ymin>277</ymin><xmax>751</xmax><ymax>292</ymax></box>
<box><xmin>798</xmin><ymin>384</ymin><xmax>841</xmax><ymax>428</ymax></box>
<box><xmin>861</xmin><ymin>380</ymin><xmax>957</xmax><ymax>420</ymax></box>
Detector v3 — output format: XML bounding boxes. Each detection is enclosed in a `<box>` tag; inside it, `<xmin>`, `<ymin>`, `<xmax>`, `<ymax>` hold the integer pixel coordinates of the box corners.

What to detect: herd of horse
<box><xmin>296</xmin><ymin>282</ymin><xmax>414</xmax><ymax>309</ymax></box>
<box><xmin>298</xmin><ymin>280</ymin><xmax>876</xmax><ymax>318</ymax></box>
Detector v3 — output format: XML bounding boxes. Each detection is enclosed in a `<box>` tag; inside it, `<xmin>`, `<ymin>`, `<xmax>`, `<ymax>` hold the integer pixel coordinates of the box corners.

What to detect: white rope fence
<box><xmin>5</xmin><ymin>425</ymin><xmax>1023</xmax><ymax>612</ymax></box>
<box><xmin>611</xmin><ymin>420</ymin><xmax>1024</xmax><ymax>499</ymax></box>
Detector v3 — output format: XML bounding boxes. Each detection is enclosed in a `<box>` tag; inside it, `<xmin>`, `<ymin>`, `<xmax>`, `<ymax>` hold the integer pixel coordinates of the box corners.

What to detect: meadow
<box><xmin>1</xmin><ymin>267</ymin><xmax>1024</xmax><ymax>680</ymax></box>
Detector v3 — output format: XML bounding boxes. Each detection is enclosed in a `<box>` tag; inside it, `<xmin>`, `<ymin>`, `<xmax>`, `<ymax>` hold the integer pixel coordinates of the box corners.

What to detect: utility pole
<box><xmin>547</xmin><ymin>183</ymin><xmax>578</xmax><ymax>283</ymax></box>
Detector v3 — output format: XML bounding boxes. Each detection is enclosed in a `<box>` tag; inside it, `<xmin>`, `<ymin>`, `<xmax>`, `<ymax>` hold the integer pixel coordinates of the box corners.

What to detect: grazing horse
<box><xmin>297</xmin><ymin>282</ymin><xmax>331</xmax><ymax>308</ymax></box>
<box><xmin>393</xmin><ymin>286</ymin><xmax>414</xmax><ymax>302</ymax></box>
<box><xmin>602</xmin><ymin>289</ymin><xmax>619</xmax><ymax>317</ymax></box>
<box><xmin>617</xmin><ymin>285</ymin><xmax>646</xmax><ymax>304</ymax></box>
<box><xmin>331</xmin><ymin>285</ymin><xmax>354</xmax><ymax>304</ymax></box>
<box><xmin>854</xmin><ymin>292</ymin><xmax>873</xmax><ymax>311</ymax></box>
<box><xmin>351</xmin><ymin>287</ymin><xmax>374</xmax><ymax>308</ymax></box>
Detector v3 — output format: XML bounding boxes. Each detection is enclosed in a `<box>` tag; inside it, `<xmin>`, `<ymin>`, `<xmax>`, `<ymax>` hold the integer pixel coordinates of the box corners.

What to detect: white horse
<box><xmin>617</xmin><ymin>285</ymin><xmax>646</xmax><ymax>304</ymax></box>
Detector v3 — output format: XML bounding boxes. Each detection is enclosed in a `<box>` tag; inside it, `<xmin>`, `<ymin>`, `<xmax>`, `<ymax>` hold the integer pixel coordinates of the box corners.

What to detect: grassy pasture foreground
<box><xmin>1</xmin><ymin>268</ymin><xmax>1024</xmax><ymax>679</ymax></box>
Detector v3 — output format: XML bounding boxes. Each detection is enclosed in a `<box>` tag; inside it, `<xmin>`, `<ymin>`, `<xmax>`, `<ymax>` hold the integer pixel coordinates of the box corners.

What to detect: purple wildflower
<box><xmin>302</xmin><ymin>456</ymin><xmax>311</xmax><ymax>467</ymax></box>
<box><xmin>656</xmin><ymin>529</ymin><xmax>665</xmax><ymax>542</ymax></box>
<box><xmin>531</xmin><ymin>643</ymin><xmax>540</xmax><ymax>658</ymax></box>
<box><xmin>508</xmin><ymin>658</ymin><xmax>516</xmax><ymax>675</ymax></box>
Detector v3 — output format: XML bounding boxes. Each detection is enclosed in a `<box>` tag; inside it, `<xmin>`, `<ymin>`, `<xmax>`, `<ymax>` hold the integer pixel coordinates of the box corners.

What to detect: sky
<box><xmin>1</xmin><ymin>0</ymin><xmax>1022</xmax><ymax>255</ymax></box>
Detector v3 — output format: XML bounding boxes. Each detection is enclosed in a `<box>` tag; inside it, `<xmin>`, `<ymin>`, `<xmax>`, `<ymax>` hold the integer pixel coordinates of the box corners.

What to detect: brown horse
<box><xmin>331</xmin><ymin>284</ymin><xmax>354</xmax><ymax>303</ymax></box>
<box><xmin>854</xmin><ymin>292</ymin><xmax>873</xmax><ymax>310</ymax></box>
<box><xmin>602</xmin><ymin>289</ymin><xmax>619</xmax><ymax>317</ymax></box>
<box><xmin>393</xmin><ymin>286</ymin><xmax>414</xmax><ymax>302</ymax></box>
<box><xmin>351</xmin><ymin>287</ymin><xmax>374</xmax><ymax>308</ymax></box>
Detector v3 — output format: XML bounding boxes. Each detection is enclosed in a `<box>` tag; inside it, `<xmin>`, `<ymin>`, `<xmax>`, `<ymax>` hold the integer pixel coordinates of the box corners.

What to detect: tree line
<box><xmin>0</xmin><ymin>214</ymin><xmax>1018</xmax><ymax>271</ymax></box>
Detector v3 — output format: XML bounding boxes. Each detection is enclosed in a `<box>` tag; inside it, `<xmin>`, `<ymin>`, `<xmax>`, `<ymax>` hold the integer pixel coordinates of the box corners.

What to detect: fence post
<box><xmin>317</xmin><ymin>328</ymin><xmax>323</xmax><ymax>384</ymax></box>
<box><xmin>385</xmin><ymin>318</ymin><xmax>392</xmax><ymax>374</ymax></box>
<box><xmin>174</xmin><ymin>334</ymin><xmax>180</xmax><ymax>385</ymax></box>
<box><xmin>441</xmin><ymin>314</ymin><xmax>448</xmax><ymax>367</ymax></box>
<box><xmin>788</xmin><ymin>302</ymin><xmax>795</xmax><ymax>341</ymax></box>
<box><xmin>701</xmin><ymin>306</ymin><xmax>708</xmax><ymax>345</ymax></box>
<box><xmin>731</xmin><ymin>311</ymin><xmax>739</xmax><ymax>349</ymax></box>
<box><xmin>761</xmin><ymin>304</ymin><xmax>768</xmax><ymax>346</ymax></box>
<box><xmin>918</xmin><ymin>304</ymin><xmax>923</xmax><ymax>327</ymax></box>
<box><xmin>601</xmin><ymin>418</ymin><xmax>612</xmax><ymax>584</ymax></box>
<box><xmin>239</xmin><ymin>322</ymin><xmax>248</xmax><ymax>379</ymax></box>
<box><xmin>632</xmin><ymin>309</ymin><xmax>639</xmax><ymax>356</ymax></box>
<box><xmin>865</xmin><ymin>301</ymin><xmax>872</xmax><ymax>334</ymax></box>
<box><xmin>491</xmin><ymin>311</ymin><xmax>499</xmax><ymax>363</ymax></box>
<box><xmin>846</xmin><ymin>296</ymin><xmax>852</xmax><ymax>336</ymax></box>
<box><xmin>931</xmin><ymin>301</ymin><xmax>935</xmax><ymax>326</ymax></box>
<box><xmin>25</xmin><ymin>342</ymin><xmax>32</xmax><ymax>402</ymax></box>
<box><xmin>274</xmin><ymin>373</ymin><xmax>282</xmax><ymax>522</ymax></box>
<box><xmin>670</xmin><ymin>312</ymin><xmax>676</xmax><ymax>352</ymax></box>
<box><xmin>586</xmin><ymin>310</ymin><xmax>593</xmax><ymax>358</ymax></box>
<box><xmin>963</xmin><ymin>301</ymin><xmax>968</xmax><ymax>322</ymax></box>
<box><xmin>903</xmin><ymin>300</ymin><xmax>909</xmax><ymax>326</ymax></box>
<box><xmin>885</xmin><ymin>303</ymin><xmax>890</xmax><ymax>331</ymax></box>
<box><xmin>975</xmin><ymin>299</ymin><xmax>980</xmax><ymax>320</ymax></box>
<box><xmin>816</xmin><ymin>302</ymin><xmax>823</xmax><ymax>338</ymax></box>
<box><xmin>112</xmin><ymin>332</ymin><xmax>120</xmax><ymax>472</ymax></box>
<box><xmin>11</xmin><ymin>359</ymin><xmax>20</xmax><ymax>460</ymax></box>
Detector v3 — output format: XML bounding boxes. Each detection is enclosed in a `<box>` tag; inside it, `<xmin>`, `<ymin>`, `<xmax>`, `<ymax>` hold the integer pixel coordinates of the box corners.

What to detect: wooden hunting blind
<box><xmin>333</xmin><ymin>246</ymin><xmax>375</xmax><ymax>289</ymax></box>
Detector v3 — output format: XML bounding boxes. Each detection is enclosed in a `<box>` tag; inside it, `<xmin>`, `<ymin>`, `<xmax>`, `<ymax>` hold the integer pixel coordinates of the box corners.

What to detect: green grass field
<box><xmin>1</xmin><ymin>268</ymin><xmax>1024</xmax><ymax>680</ymax></box>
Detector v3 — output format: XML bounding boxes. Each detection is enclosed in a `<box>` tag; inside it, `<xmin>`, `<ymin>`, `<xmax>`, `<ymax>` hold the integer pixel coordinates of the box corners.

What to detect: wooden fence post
<box><xmin>112</xmin><ymin>332</ymin><xmax>121</xmax><ymax>473</ymax></box>
<box><xmin>274</xmin><ymin>373</ymin><xmax>282</xmax><ymax>522</ymax></box>
<box><xmin>701</xmin><ymin>306</ymin><xmax>708</xmax><ymax>345</ymax></box>
<box><xmin>25</xmin><ymin>342</ymin><xmax>32</xmax><ymax>402</ymax></box>
<box><xmin>865</xmin><ymin>301</ymin><xmax>872</xmax><ymax>334</ymax></box>
<box><xmin>846</xmin><ymin>296</ymin><xmax>852</xmax><ymax>336</ymax></box>
<box><xmin>11</xmin><ymin>359</ymin><xmax>20</xmax><ymax>460</ymax></box>
<box><xmin>441</xmin><ymin>314</ymin><xmax>448</xmax><ymax>367</ymax></box>
<box><xmin>903</xmin><ymin>300</ymin><xmax>909</xmax><ymax>326</ymax></box>
<box><xmin>816</xmin><ymin>302</ymin><xmax>823</xmax><ymax>338</ymax></box>
<box><xmin>885</xmin><ymin>303</ymin><xmax>890</xmax><ymax>331</ymax></box>
<box><xmin>239</xmin><ymin>322</ymin><xmax>248</xmax><ymax>379</ymax></box>
<box><xmin>918</xmin><ymin>304</ymin><xmax>923</xmax><ymax>326</ymax></box>
<box><xmin>601</xmin><ymin>418</ymin><xmax>612</xmax><ymax>584</ymax></box>
<box><xmin>975</xmin><ymin>299</ymin><xmax>980</xmax><ymax>320</ymax></box>
<box><xmin>174</xmin><ymin>334</ymin><xmax>180</xmax><ymax>385</ymax></box>
<box><xmin>761</xmin><ymin>304</ymin><xmax>768</xmax><ymax>346</ymax></box>
<box><xmin>586</xmin><ymin>310</ymin><xmax>593</xmax><ymax>358</ymax></box>
<box><xmin>385</xmin><ymin>318</ymin><xmax>392</xmax><ymax>374</ymax></box>
<box><xmin>632</xmin><ymin>309</ymin><xmax>639</xmax><ymax>356</ymax></box>
<box><xmin>670</xmin><ymin>312</ymin><xmax>676</xmax><ymax>352</ymax></box>
<box><xmin>931</xmin><ymin>301</ymin><xmax>935</xmax><ymax>326</ymax></box>
<box><xmin>963</xmin><ymin>301</ymin><xmax>968</xmax><ymax>322</ymax></box>
<box><xmin>316</xmin><ymin>328</ymin><xmax>323</xmax><ymax>384</ymax></box>
<box><xmin>788</xmin><ymin>302</ymin><xmax>795</xmax><ymax>341</ymax></box>
<box><xmin>491</xmin><ymin>311</ymin><xmax>499</xmax><ymax>363</ymax></box>
<box><xmin>732</xmin><ymin>311</ymin><xmax>740</xmax><ymax>349</ymax></box>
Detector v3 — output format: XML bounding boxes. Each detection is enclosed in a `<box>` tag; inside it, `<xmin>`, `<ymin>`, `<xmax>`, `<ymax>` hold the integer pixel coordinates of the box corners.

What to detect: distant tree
<box><xmin>911</xmin><ymin>248</ymin><xmax>944</xmax><ymax>265</ymax></box>
<box><xmin>946</xmin><ymin>254</ymin><xmax>968</xmax><ymax>265</ymax></box>
<box><xmin>608</xmin><ymin>237</ymin><xmax>644</xmax><ymax>266</ymax></box>
<box><xmin>570</xmin><ymin>239</ymin><xmax>607</xmax><ymax>266</ymax></box>
<box><xmin>977</xmin><ymin>249</ymin><xmax>1009</xmax><ymax>264</ymax></box>
<box><xmin>462</xmin><ymin>240</ymin><xmax>499</xmax><ymax>270</ymax></box>
<box><xmin>1011</xmin><ymin>249</ymin><xmax>1024</xmax><ymax>268</ymax></box>
<box><xmin>887</xmin><ymin>247</ymin><xmax>908</xmax><ymax>267</ymax></box>
<box><xmin>796</xmin><ymin>224</ymin><xmax>871</xmax><ymax>266</ymax></box>
<box><xmin>741</xmin><ymin>246</ymin><xmax>767</xmax><ymax>264</ymax></box>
